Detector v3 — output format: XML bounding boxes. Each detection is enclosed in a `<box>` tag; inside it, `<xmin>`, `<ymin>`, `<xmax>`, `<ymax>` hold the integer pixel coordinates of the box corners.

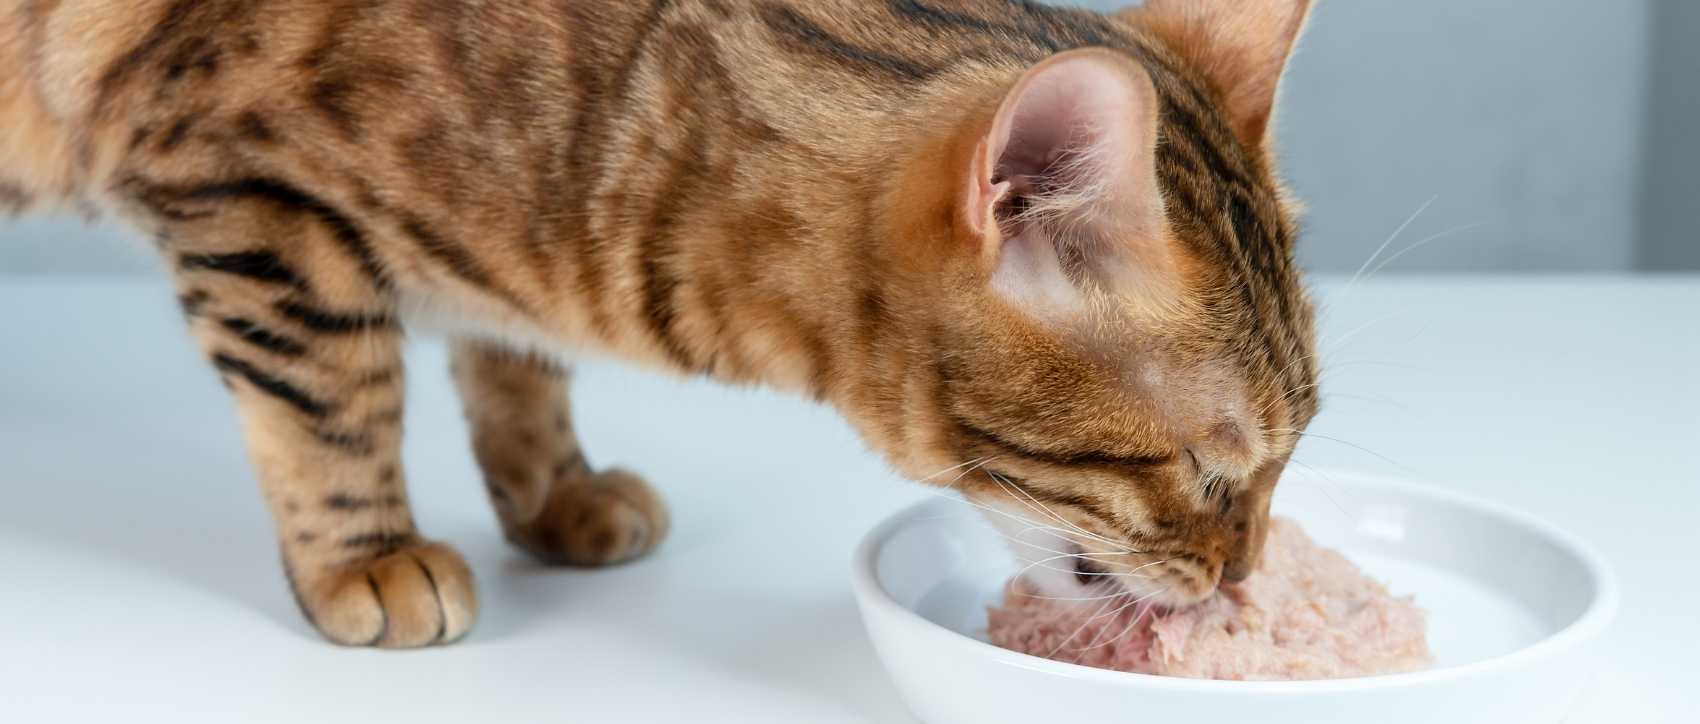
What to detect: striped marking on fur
<box><xmin>211</xmin><ymin>353</ymin><xmax>333</xmax><ymax>419</ymax></box>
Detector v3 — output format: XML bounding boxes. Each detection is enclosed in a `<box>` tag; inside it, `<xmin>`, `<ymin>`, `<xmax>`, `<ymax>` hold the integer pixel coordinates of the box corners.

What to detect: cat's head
<box><xmin>871</xmin><ymin>0</ymin><xmax>1317</xmax><ymax>608</ymax></box>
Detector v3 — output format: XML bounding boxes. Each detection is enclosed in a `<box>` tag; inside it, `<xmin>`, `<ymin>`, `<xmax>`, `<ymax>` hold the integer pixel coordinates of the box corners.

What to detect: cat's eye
<box><xmin>1201</xmin><ymin>472</ymin><xmax>1224</xmax><ymax>500</ymax></box>
<box><xmin>1202</xmin><ymin>472</ymin><xmax>1237</xmax><ymax>518</ymax></box>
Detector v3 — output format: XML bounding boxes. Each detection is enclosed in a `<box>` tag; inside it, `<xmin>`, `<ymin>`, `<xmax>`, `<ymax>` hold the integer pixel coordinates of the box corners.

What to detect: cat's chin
<box><xmin>1020</xmin><ymin>566</ymin><xmax>1195</xmax><ymax>613</ymax></box>
<box><xmin>973</xmin><ymin>497</ymin><xmax>1203</xmax><ymax>609</ymax></box>
<box><xmin>1145</xmin><ymin>582</ymin><xmax>1216</xmax><ymax>609</ymax></box>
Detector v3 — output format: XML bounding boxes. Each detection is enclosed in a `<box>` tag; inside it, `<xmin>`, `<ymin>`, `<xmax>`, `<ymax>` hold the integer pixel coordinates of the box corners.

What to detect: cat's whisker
<box><xmin>997</xmin><ymin>533</ymin><xmax>1103</xmax><ymax>560</ymax></box>
<box><xmin>1122</xmin><ymin>556</ymin><xmax>1177</xmax><ymax>576</ymax></box>
<box><xmin>1013</xmin><ymin>548</ymin><xmax>1134</xmax><ymax>572</ymax></box>
<box><xmin>1015</xmin><ymin>588</ymin><xmax>1150</xmax><ymax>603</ymax></box>
<box><xmin>1014</xmin><ymin>558</ymin><xmax>1160</xmax><ymax>583</ymax></box>
<box><xmin>1268</xmin><ymin>348</ymin><xmax>1322</xmax><ymax>387</ymax></box>
<box><xmin>1081</xmin><ymin>588</ymin><xmax>1162</xmax><ymax>628</ymax></box>
<box><xmin>979</xmin><ymin>530</ymin><xmax>1081</xmax><ymax>564</ymax></box>
<box><xmin>918</xmin><ymin>462</ymin><xmax>1142</xmax><ymax>560</ymax></box>
<box><xmin>1262</xmin><ymin>341</ymin><xmax>1397</xmax><ymax>422</ymax></box>
<box><xmin>1070</xmin><ymin>556</ymin><xmax>1175</xmax><ymax>581</ymax></box>
<box><xmin>1012</xmin><ymin>553</ymin><xmax>1095</xmax><ymax>578</ymax></box>
<box><xmin>1317</xmin><ymin>359</ymin><xmax>1432</xmax><ymax>375</ymax></box>
<box><xmin>1024</xmin><ymin>557</ymin><xmax>1170</xmax><ymax>580</ymax></box>
<box><xmin>916</xmin><ymin>486</ymin><xmax>1136</xmax><ymax>555</ymax></box>
<box><xmin>1319</xmin><ymin>307</ymin><xmax>1409</xmax><ymax>358</ymax></box>
<box><xmin>1006</xmin><ymin>526</ymin><xmax>1146</xmax><ymax>561</ymax></box>
<box><xmin>951</xmin><ymin>457</ymin><xmax>1001</xmax><ymax>486</ymax></box>
<box><xmin>1019</xmin><ymin>593</ymin><xmax>1133</xmax><ymax>604</ymax></box>
<box><xmin>918</xmin><ymin>456</ymin><xmax>992</xmax><ymax>484</ymax></box>
<box><xmin>1046</xmin><ymin>590</ymin><xmax>1129</xmax><ymax>661</ymax></box>
<box><xmin>1000</xmin><ymin>529</ymin><xmax>1147</xmax><ymax>564</ymax></box>
<box><xmin>1285</xmin><ymin>457</ymin><xmax>1353</xmax><ymax>520</ymax></box>
<box><xmin>1015</xmin><ymin>555</ymin><xmax>1175</xmax><ymax>586</ymax></box>
<box><xmin>1070</xmin><ymin>593</ymin><xmax>1146</xmax><ymax>662</ymax></box>
<box><xmin>1275</xmin><ymin>428</ymin><xmax>1409</xmax><ymax>472</ymax></box>
<box><xmin>1073</xmin><ymin>589</ymin><xmax>1168</xmax><ymax>656</ymax></box>
<box><xmin>1067</xmin><ymin>587</ymin><xmax>1171</xmax><ymax>662</ymax></box>
<box><xmin>993</xmin><ymin>528</ymin><xmax>1156</xmax><ymax>572</ymax></box>
<box><xmin>987</xmin><ymin>471</ymin><xmax>1087</xmax><ymax>537</ymax></box>
<box><xmin>990</xmin><ymin>471</ymin><xmax>1132</xmax><ymax>551</ymax></box>
<box><xmin>1258</xmin><ymin>380</ymin><xmax>1323</xmax><ymax>421</ymax></box>
<box><xmin>1271</xmin><ymin>359</ymin><xmax>1432</xmax><ymax>417</ymax></box>
<box><xmin>1363</xmin><ymin>222</ymin><xmax>1488</xmax><ymax>280</ymax></box>
<box><xmin>1321</xmin><ymin>391</ymin><xmax>1412</xmax><ymax>412</ymax></box>
<box><xmin>1341</xmin><ymin>196</ymin><xmax>1436</xmax><ymax>301</ymax></box>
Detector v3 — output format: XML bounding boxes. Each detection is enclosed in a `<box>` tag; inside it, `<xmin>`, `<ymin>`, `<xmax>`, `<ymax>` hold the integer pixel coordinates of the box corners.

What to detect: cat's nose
<box><xmin>1221</xmin><ymin>560</ymin><xmax>1252</xmax><ymax>584</ymax></box>
<box><xmin>1221</xmin><ymin>529</ymin><xmax>1263</xmax><ymax>584</ymax></box>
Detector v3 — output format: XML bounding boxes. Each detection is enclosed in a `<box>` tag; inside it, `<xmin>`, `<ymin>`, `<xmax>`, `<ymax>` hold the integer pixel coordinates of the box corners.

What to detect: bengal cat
<box><xmin>0</xmin><ymin>0</ymin><xmax>1320</xmax><ymax>648</ymax></box>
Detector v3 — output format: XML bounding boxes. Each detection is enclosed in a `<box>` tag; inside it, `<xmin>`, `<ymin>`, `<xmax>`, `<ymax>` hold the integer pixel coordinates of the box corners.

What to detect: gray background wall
<box><xmin>1</xmin><ymin>0</ymin><xmax>1691</xmax><ymax>275</ymax></box>
<box><xmin>1278</xmin><ymin>0</ymin><xmax>1651</xmax><ymax>273</ymax></box>
<box><xmin>1641</xmin><ymin>0</ymin><xmax>1700</xmax><ymax>271</ymax></box>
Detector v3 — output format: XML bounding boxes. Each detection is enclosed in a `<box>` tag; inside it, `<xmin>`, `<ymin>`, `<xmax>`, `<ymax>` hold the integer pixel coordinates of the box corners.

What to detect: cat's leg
<box><xmin>450</xmin><ymin>341</ymin><xmax>669</xmax><ymax>566</ymax></box>
<box><xmin>173</xmin><ymin>263</ymin><xmax>475</xmax><ymax>648</ymax></box>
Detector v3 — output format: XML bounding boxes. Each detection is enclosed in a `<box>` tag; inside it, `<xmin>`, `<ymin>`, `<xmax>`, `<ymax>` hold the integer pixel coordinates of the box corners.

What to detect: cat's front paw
<box><xmin>504</xmin><ymin>469</ymin><xmax>670</xmax><ymax>567</ymax></box>
<box><xmin>289</xmin><ymin>541</ymin><xmax>478</xmax><ymax>648</ymax></box>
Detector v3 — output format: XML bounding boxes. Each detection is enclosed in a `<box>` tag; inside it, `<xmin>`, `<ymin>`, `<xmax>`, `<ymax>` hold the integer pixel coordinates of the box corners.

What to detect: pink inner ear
<box><xmin>972</xmin><ymin>53</ymin><xmax>1159</xmax><ymax>253</ymax></box>
<box><xmin>967</xmin><ymin>51</ymin><xmax>1176</xmax><ymax>315</ymax></box>
<box><xmin>995</xmin><ymin>60</ymin><xmax>1138</xmax><ymax>189</ymax></box>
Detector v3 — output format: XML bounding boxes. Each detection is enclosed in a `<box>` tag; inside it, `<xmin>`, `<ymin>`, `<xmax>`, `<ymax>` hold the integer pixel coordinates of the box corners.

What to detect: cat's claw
<box><xmin>289</xmin><ymin>541</ymin><xmax>478</xmax><ymax>648</ymax></box>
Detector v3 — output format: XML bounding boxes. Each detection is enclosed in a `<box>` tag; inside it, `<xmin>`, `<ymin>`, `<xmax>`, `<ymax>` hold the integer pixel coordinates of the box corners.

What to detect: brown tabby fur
<box><xmin>1</xmin><ymin>0</ymin><xmax>1319</xmax><ymax>648</ymax></box>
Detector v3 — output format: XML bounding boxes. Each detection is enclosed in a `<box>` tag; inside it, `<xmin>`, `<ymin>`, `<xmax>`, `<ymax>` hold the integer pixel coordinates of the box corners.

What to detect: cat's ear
<box><xmin>962</xmin><ymin>49</ymin><xmax>1173</xmax><ymax>315</ymax></box>
<box><xmin>1126</xmin><ymin>0</ymin><xmax>1312</xmax><ymax>148</ymax></box>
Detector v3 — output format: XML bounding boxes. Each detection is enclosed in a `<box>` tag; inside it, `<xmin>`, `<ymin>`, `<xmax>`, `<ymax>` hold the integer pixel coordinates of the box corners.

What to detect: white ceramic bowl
<box><xmin>851</xmin><ymin>471</ymin><xmax>1617</xmax><ymax>724</ymax></box>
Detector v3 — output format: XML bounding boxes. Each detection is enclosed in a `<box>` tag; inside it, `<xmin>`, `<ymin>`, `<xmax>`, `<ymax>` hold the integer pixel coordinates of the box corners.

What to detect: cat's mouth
<box><xmin>1060</xmin><ymin>542</ymin><xmax>1220</xmax><ymax>610</ymax></box>
<box><xmin>973</xmin><ymin>495</ymin><xmax>1220</xmax><ymax>608</ymax></box>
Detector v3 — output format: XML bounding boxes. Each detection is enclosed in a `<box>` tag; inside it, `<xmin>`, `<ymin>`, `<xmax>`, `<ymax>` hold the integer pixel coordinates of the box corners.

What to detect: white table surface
<box><xmin>0</xmin><ymin>275</ymin><xmax>1694</xmax><ymax>723</ymax></box>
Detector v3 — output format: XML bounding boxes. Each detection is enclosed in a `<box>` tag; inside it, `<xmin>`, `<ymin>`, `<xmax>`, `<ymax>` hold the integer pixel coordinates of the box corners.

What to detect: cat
<box><xmin>0</xmin><ymin>0</ymin><xmax>1320</xmax><ymax>648</ymax></box>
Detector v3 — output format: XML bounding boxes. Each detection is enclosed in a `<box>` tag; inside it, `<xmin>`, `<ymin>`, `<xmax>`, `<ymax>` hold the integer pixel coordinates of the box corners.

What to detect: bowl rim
<box><xmin>850</xmin><ymin>470</ymin><xmax>1619</xmax><ymax>694</ymax></box>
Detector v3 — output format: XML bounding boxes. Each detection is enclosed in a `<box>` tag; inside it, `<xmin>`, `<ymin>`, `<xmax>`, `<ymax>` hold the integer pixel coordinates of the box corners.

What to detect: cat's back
<box><xmin>3</xmin><ymin>0</ymin><xmax>652</xmax><ymax>207</ymax></box>
<box><xmin>5</xmin><ymin>0</ymin><xmax>1114</xmax><ymax>209</ymax></box>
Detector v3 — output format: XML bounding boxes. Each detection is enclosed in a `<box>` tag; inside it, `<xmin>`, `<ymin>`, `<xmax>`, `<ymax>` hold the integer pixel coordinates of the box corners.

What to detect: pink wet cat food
<box><xmin>985</xmin><ymin>518</ymin><xmax>1432</xmax><ymax>680</ymax></box>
